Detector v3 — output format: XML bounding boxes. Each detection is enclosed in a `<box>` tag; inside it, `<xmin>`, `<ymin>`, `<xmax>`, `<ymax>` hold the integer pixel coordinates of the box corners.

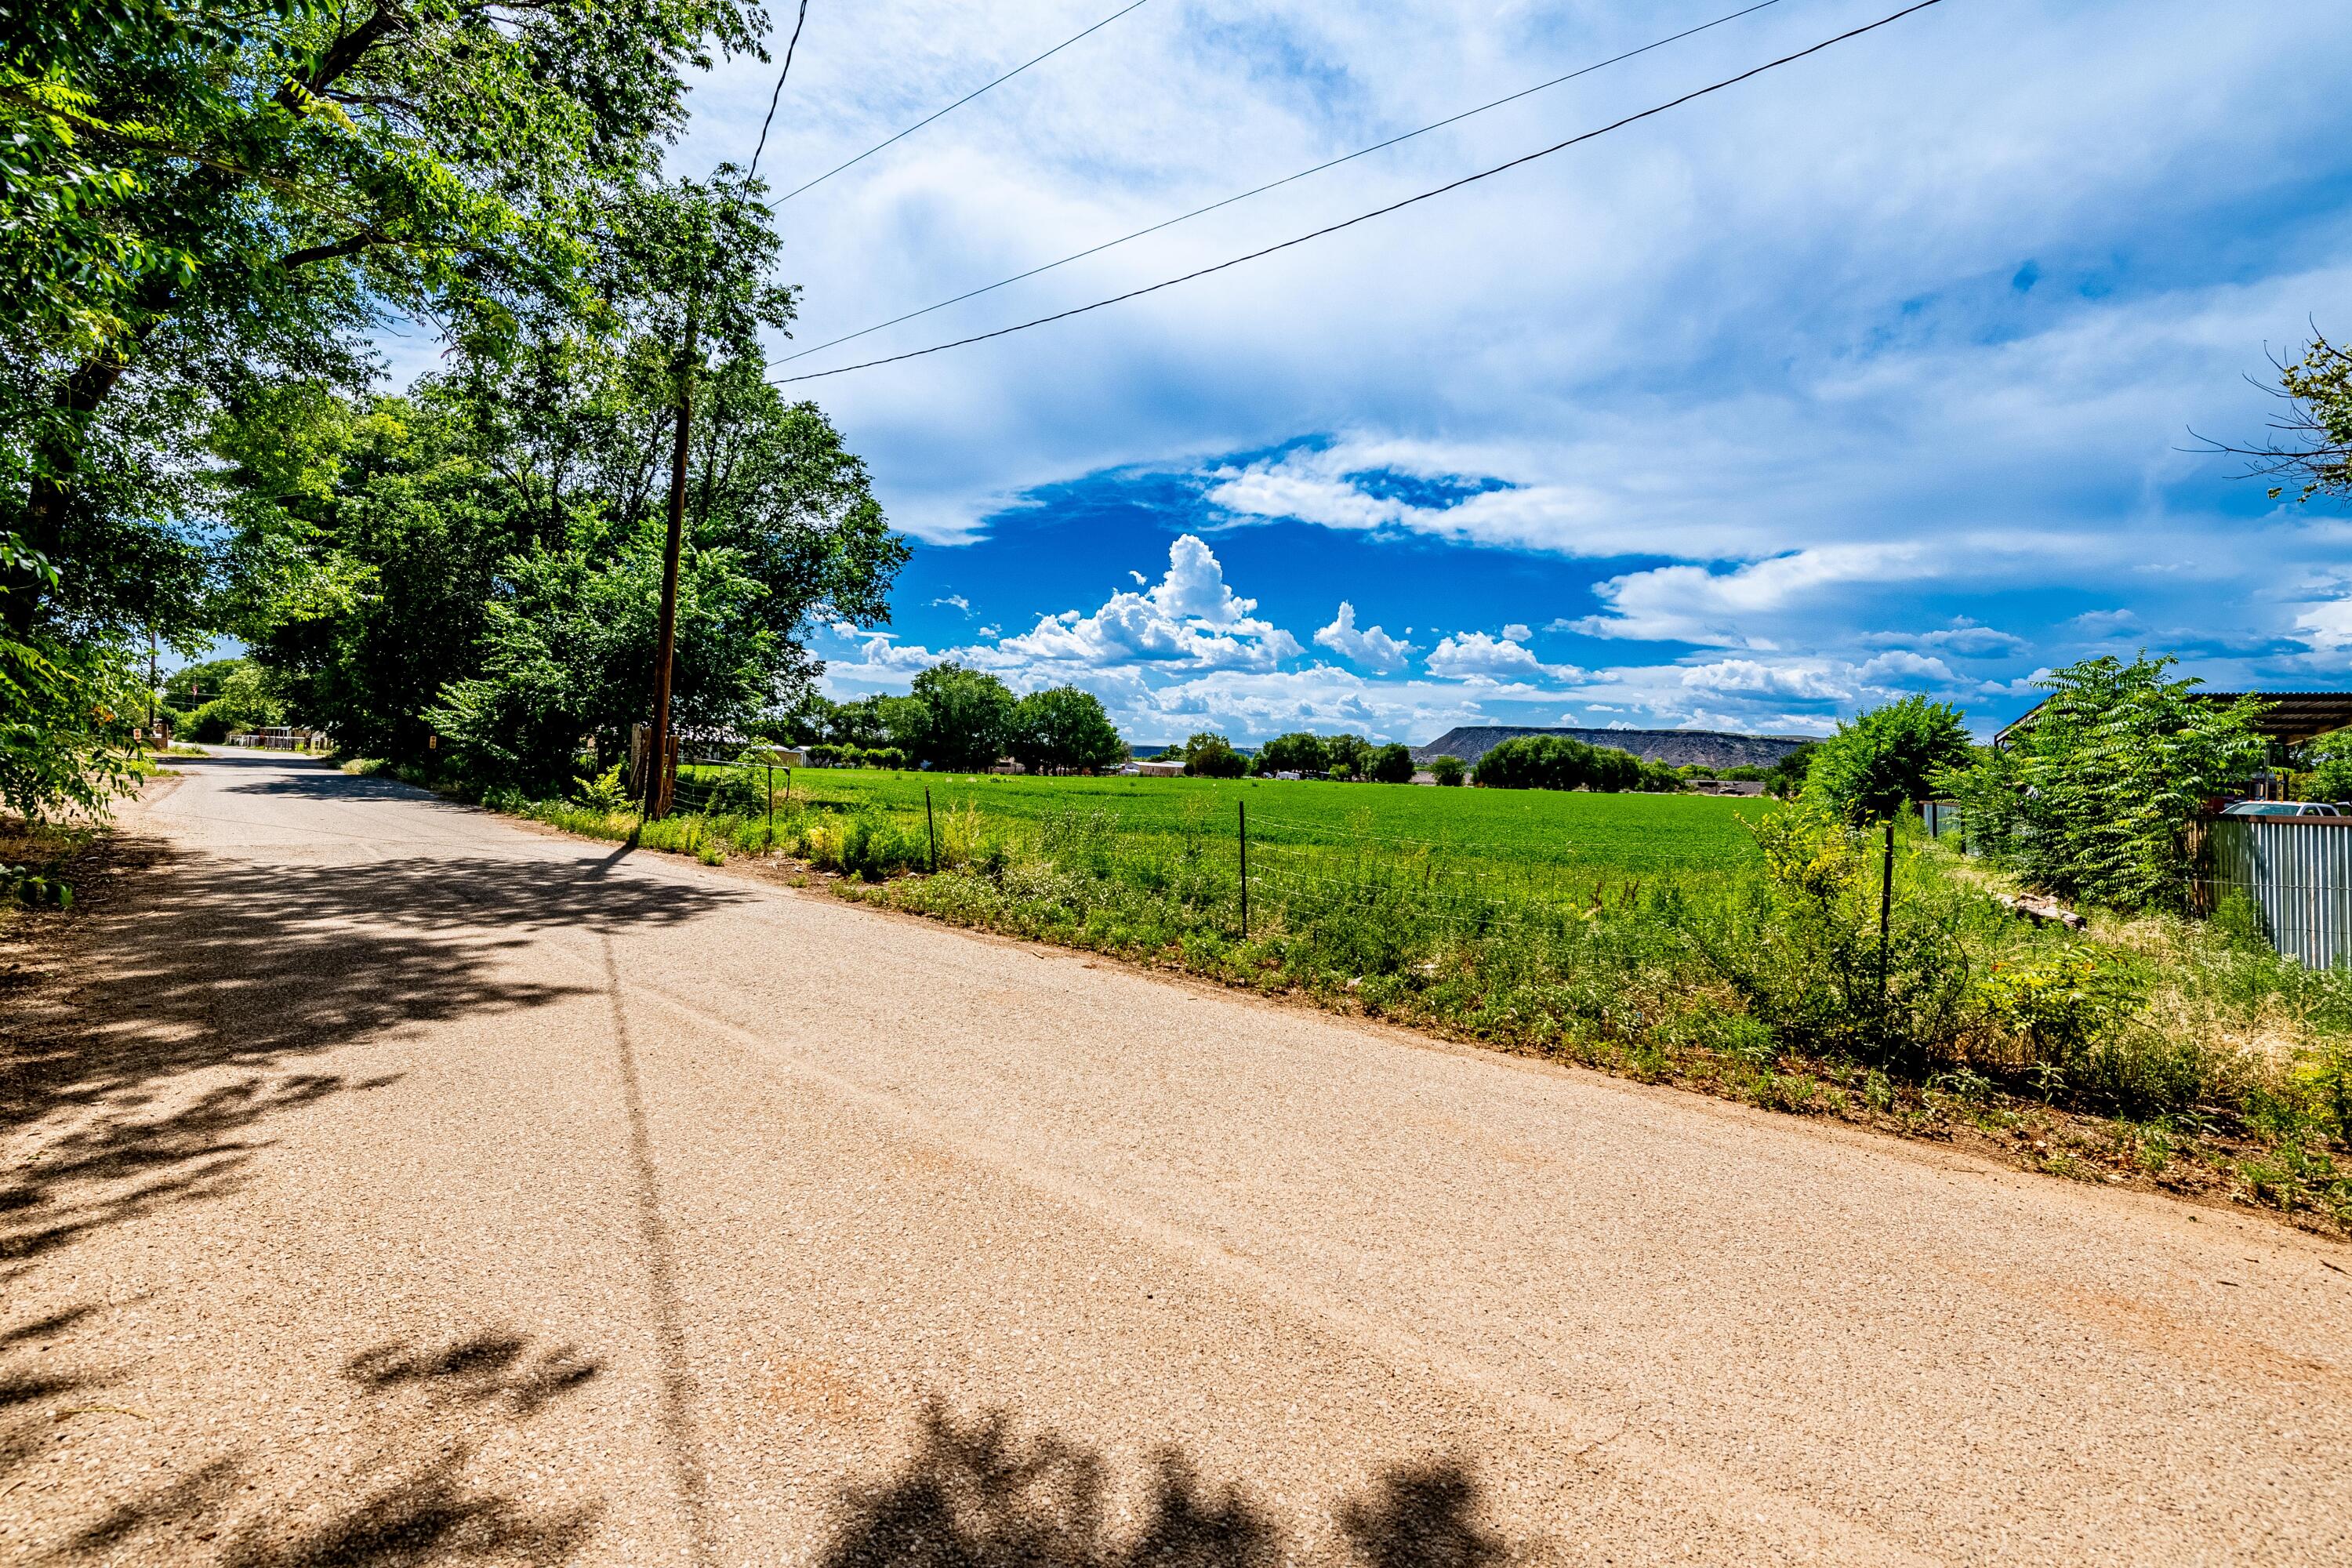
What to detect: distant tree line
<box><xmin>1172</xmin><ymin>731</ymin><xmax>1416</xmax><ymax>782</ymax></box>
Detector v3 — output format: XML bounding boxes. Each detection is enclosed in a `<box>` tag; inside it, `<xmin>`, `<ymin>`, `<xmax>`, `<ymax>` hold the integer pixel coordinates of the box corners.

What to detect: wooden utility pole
<box><xmin>644</xmin><ymin>307</ymin><xmax>699</xmax><ymax>819</ymax></box>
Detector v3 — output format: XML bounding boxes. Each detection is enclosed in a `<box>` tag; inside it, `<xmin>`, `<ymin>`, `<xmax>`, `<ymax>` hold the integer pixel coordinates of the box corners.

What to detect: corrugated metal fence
<box><xmin>2198</xmin><ymin>817</ymin><xmax>2352</xmax><ymax>970</ymax></box>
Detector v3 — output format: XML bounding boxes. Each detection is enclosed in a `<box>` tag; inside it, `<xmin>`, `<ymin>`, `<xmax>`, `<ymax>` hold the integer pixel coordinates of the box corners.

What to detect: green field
<box><xmin>730</xmin><ymin>767</ymin><xmax>1769</xmax><ymax>876</ymax></box>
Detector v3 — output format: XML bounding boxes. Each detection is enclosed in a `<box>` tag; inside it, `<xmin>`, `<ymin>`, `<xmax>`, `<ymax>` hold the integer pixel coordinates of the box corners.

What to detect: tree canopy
<box><xmin>1</xmin><ymin>0</ymin><xmax>869</xmax><ymax>817</ymax></box>
<box><xmin>1471</xmin><ymin>735</ymin><xmax>1643</xmax><ymax>792</ymax></box>
<box><xmin>1181</xmin><ymin>732</ymin><xmax>1246</xmax><ymax>779</ymax></box>
<box><xmin>1367</xmin><ymin>743</ymin><xmax>1415</xmax><ymax>784</ymax></box>
<box><xmin>1007</xmin><ymin>686</ymin><xmax>1126</xmax><ymax>775</ymax></box>
<box><xmin>1806</xmin><ymin>696</ymin><xmax>1973</xmax><ymax>822</ymax></box>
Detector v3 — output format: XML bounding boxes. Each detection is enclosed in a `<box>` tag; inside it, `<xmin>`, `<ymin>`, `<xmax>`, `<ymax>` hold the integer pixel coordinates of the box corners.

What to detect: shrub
<box><xmin>1684</xmin><ymin>800</ymin><xmax>1975</xmax><ymax>1073</ymax></box>
<box><xmin>1368</xmin><ymin>743</ymin><xmax>1415</xmax><ymax>784</ymax></box>
<box><xmin>1429</xmin><ymin>754</ymin><xmax>1466</xmax><ymax>786</ymax></box>
<box><xmin>575</xmin><ymin>763</ymin><xmax>631</xmax><ymax>811</ymax></box>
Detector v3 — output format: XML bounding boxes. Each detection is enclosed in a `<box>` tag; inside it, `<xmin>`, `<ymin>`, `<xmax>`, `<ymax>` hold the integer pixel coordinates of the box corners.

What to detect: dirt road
<box><xmin>2</xmin><ymin>751</ymin><xmax>2347</xmax><ymax>1566</ymax></box>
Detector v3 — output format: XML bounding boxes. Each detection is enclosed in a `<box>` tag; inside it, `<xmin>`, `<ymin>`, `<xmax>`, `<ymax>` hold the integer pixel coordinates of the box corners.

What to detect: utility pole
<box><xmin>146</xmin><ymin>627</ymin><xmax>158</xmax><ymax>750</ymax></box>
<box><xmin>644</xmin><ymin>303</ymin><xmax>699</xmax><ymax>820</ymax></box>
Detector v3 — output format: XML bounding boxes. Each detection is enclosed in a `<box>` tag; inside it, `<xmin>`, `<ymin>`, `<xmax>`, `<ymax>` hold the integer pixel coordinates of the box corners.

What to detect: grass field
<box><xmin>691</xmin><ymin>765</ymin><xmax>1769</xmax><ymax>877</ymax></box>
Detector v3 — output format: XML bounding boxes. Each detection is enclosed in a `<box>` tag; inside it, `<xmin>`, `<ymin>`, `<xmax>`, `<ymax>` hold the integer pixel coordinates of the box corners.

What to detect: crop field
<box><xmin>701</xmin><ymin>765</ymin><xmax>1769</xmax><ymax>877</ymax></box>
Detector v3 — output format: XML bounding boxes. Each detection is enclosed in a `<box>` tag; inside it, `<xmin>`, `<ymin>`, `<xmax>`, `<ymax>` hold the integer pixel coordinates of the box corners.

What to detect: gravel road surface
<box><xmin>2</xmin><ymin>751</ymin><xmax>2347</xmax><ymax>1566</ymax></box>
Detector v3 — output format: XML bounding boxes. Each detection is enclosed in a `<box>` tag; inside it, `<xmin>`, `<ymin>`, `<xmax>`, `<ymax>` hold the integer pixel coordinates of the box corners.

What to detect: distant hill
<box><xmin>1412</xmin><ymin>725</ymin><xmax>1814</xmax><ymax>771</ymax></box>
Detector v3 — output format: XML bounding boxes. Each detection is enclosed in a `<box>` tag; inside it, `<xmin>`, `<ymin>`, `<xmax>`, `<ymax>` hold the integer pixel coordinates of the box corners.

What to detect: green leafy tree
<box><xmin>1940</xmin><ymin>655</ymin><xmax>2269</xmax><ymax>911</ymax></box>
<box><xmin>0</xmin><ymin>535</ymin><xmax>137</xmax><ymax>818</ymax></box>
<box><xmin>161</xmin><ymin>655</ymin><xmax>249</xmax><ymax>711</ymax></box>
<box><xmin>2205</xmin><ymin>330</ymin><xmax>2352</xmax><ymax>506</ymax></box>
<box><xmin>1635</xmin><ymin>760</ymin><xmax>1686</xmax><ymax>793</ymax></box>
<box><xmin>876</xmin><ymin>695</ymin><xmax>931</xmax><ymax>757</ymax></box>
<box><xmin>1367</xmin><ymin>743</ymin><xmax>1414</xmax><ymax>784</ymax></box>
<box><xmin>1180</xmin><ymin>731</ymin><xmax>1246</xmax><ymax>779</ymax></box>
<box><xmin>222</xmin><ymin>308</ymin><xmax>902</xmax><ymax>771</ymax></box>
<box><xmin>182</xmin><ymin>660</ymin><xmax>288</xmax><ymax>742</ymax></box>
<box><xmin>1806</xmin><ymin>696</ymin><xmax>1974</xmax><ymax>822</ymax></box>
<box><xmin>1766</xmin><ymin>742</ymin><xmax>1819</xmax><ymax>799</ymax></box>
<box><xmin>1250</xmin><ymin>731</ymin><xmax>1327</xmax><ymax>776</ymax></box>
<box><xmin>2307</xmin><ymin>730</ymin><xmax>2352</xmax><ymax>801</ymax></box>
<box><xmin>766</xmin><ymin>690</ymin><xmax>838</xmax><ymax>747</ymax></box>
<box><xmin>1428</xmin><ymin>753</ymin><xmax>1466</xmax><ymax>787</ymax></box>
<box><xmin>4</xmin><ymin>0</ymin><xmax>767</xmax><ymax>640</ymax></box>
<box><xmin>423</xmin><ymin>517</ymin><xmax>775</xmax><ymax>789</ymax></box>
<box><xmin>909</xmin><ymin>663</ymin><xmax>1016</xmax><ymax>771</ymax></box>
<box><xmin>1007</xmin><ymin>686</ymin><xmax>1127</xmax><ymax>775</ymax></box>
<box><xmin>1321</xmin><ymin>734</ymin><xmax>1374</xmax><ymax>781</ymax></box>
<box><xmin>1472</xmin><ymin>735</ymin><xmax>1641</xmax><ymax>791</ymax></box>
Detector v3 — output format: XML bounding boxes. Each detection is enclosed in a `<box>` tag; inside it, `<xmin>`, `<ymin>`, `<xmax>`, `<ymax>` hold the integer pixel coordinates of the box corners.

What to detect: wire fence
<box><xmin>650</xmin><ymin>757</ymin><xmax>1687</xmax><ymax>948</ymax></box>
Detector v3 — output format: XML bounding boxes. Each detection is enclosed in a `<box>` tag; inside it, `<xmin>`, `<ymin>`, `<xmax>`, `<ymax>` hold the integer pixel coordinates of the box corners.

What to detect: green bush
<box><xmin>1682</xmin><ymin>800</ymin><xmax>1974</xmax><ymax>1073</ymax></box>
<box><xmin>1429</xmin><ymin>754</ymin><xmax>1466</xmax><ymax>786</ymax></box>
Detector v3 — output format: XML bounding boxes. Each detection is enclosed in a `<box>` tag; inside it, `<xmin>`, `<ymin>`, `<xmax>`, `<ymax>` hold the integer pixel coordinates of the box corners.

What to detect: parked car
<box><xmin>2221</xmin><ymin>800</ymin><xmax>2344</xmax><ymax>818</ymax></box>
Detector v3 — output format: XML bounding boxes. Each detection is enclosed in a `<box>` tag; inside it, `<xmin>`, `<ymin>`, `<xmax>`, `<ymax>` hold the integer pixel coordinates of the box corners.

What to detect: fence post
<box><xmin>766</xmin><ymin>762</ymin><xmax>775</xmax><ymax>848</ymax></box>
<box><xmin>926</xmin><ymin>786</ymin><xmax>937</xmax><ymax>873</ymax></box>
<box><xmin>1878</xmin><ymin>816</ymin><xmax>1895</xmax><ymax>1000</ymax></box>
<box><xmin>1239</xmin><ymin>799</ymin><xmax>1249</xmax><ymax>939</ymax></box>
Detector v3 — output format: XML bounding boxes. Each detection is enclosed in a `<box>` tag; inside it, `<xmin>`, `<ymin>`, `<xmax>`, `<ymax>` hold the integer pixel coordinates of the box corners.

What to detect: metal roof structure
<box><xmin>1994</xmin><ymin>691</ymin><xmax>2352</xmax><ymax>749</ymax></box>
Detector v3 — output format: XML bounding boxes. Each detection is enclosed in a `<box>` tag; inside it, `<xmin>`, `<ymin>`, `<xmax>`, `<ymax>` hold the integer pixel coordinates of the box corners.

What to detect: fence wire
<box><xmin>648</xmin><ymin>760</ymin><xmax>1685</xmax><ymax>949</ymax></box>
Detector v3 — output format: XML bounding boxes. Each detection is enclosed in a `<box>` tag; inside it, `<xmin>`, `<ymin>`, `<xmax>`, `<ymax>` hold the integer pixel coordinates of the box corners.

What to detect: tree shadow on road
<box><xmin>0</xmin><ymin>829</ymin><xmax>750</xmax><ymax>1273</ymax></box>
<box><xmin>32</xmin><ymin>1326</ymin><xmax>604</xmax><ymax>1568</ymax></box>
<box><xmin>818</xmin><ymin>1403</ymin><xmax>1509</xmax><ymax>1568</ymax></box>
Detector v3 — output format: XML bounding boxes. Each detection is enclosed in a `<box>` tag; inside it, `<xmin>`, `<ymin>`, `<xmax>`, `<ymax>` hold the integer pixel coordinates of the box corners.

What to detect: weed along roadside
<box><xmin>383</xmin><ymin>756</ymin><xmax>2352</xmax><ymax>1239</ymax></box>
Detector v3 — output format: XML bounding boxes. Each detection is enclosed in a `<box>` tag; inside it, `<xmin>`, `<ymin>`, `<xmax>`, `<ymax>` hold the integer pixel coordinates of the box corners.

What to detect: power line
<box><xmin>774</xmin><ymin>0</ymin><xmax>1154</xmax><ymax>206</ymax></box>
<box><xmin>768</xmin><ymin>0</ymin><xmax>1944</xmax><ymax>387</ymax></box>
<box><xmin>747</xmin><ymin>0</ymin><xmax>811</xmax><ymax>187</ymax></box>
<box><xmin>771</xmin><ymin>0</ymin><xmax>1784</xmax><ymax>371</ymax></box>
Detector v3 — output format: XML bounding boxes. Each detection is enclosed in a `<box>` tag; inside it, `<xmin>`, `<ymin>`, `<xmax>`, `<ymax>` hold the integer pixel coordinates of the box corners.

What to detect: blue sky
<box><xmin>472</xmin><ymin>1</ymin><xmax>2352</xmax><ymax>742</ymax></box>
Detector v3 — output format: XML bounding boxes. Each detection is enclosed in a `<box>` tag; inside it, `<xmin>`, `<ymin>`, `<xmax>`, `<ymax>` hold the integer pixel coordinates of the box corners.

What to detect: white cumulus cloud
<box><xmin>1425</xmin><ymin>630</ymin><xmax>1582</xmax><ymax>685</ymax></box>
<box><xmin>1313</xmin><ymin>601</ymin><xmax>1419</xmax><ymax>673</ymax></box>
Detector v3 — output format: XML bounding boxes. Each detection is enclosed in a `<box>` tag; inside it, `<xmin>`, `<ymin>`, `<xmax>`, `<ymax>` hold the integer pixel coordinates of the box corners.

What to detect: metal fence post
<box><xmin>1239</xmin><ymin>799</ymin><xmax>1249</xmax><ymax>939</ymax></box>
<box><xmin>766</xmin><ymin>761</ymin><xmax>775</xmax><ymax>847</ymax></box>
<box><xmin>926</xmin><ymin>786</ymin><xmax>937</xmax><ymax>873</ymax></box>
<box><xmin>1878</xmin><ymin>817</ymin><xmax>1895</xmax><ymax>1000</ymax></box>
